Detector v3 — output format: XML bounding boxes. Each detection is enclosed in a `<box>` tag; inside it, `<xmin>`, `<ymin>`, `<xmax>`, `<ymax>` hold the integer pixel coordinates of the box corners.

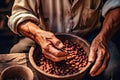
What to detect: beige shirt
<box><xmin>8</xmin><ymin>0</ymin><xmax>120</xmax><ymax>36</ymax></box>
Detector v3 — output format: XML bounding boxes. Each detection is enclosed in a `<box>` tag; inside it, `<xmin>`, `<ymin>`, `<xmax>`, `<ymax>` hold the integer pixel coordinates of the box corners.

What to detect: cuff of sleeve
<box><xmin>102</xmin><ymin>0</ymin><xmax>120</xmax><ymax>17</ymax></box>
<box><xmin>8</xmin><ymin>14</ymin><xmax>39</xmax><ymax>35</ymax></box>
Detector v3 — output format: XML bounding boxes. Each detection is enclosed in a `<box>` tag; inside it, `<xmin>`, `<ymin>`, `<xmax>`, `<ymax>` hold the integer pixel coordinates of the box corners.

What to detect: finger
<box><xmin>49</xmin><ymin>36</ymin><xmax>64</xmax><ymax>49</ymax></box>
<box><xmin>47</xmin><ymin>45</ymin><xmax>67</xmax><ymax>57</ymax></box>
<box><xmin>42</xmin><ymin>49</ymin><xmax>66</xmax><ymax>62</ymax></box>
<box><xmin>93</xmin><ymin>52</ymin><xmax>110</xmax><ymax>76</ymax></box>
<box><xmin>88</xmin><ymin>47</ymin><xmax>97</xmax><ymax>63</ymax></box>
<box><xmin>90</xmin><ymin>49</ymin><xmax>105</xmax><ymax>76</ymax></box>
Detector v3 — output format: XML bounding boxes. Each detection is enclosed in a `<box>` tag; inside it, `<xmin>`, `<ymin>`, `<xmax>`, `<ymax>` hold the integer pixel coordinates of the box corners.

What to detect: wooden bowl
<box><xmin>29</xmin><ymin>33</ymin><xmax>91</xmax><ymax>80</ymax></box>
<box><xmin>0</xmin><ymin>65</ymin><xmax>34</xmax><ymax>80</ymax></box>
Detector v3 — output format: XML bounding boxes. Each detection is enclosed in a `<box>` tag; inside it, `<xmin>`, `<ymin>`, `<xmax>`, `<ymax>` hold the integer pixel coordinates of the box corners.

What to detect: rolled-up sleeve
<box><xmin>102</xmin><ymin>0</ymin><xmax>120</xmax><ymax>17</ymax></box>
<box><xmin>8</xmin><ymin>0</ymin><xmax>40</xmax><ymax>34</ymax></box>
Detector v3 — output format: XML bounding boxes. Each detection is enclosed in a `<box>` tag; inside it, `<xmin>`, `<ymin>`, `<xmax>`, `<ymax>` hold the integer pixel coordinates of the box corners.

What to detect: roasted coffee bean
<box><xmin>37</xmin><ymin>40</ymin><xmax>88</xmax><ymax>76</ymax></box>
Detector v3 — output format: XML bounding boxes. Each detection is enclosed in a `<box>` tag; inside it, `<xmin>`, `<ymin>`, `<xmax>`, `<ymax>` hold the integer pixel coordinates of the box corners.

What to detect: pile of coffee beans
<box><xmin>37</xmin><ymin>40</ymin><xmax>88</xmax><ymax>76</ymax></box>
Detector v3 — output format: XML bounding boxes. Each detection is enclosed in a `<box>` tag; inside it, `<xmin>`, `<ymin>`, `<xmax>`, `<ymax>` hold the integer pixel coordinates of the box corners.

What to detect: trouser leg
<box><xmin>104</xmin><ymin>41</ymin><xmax>120</xmax><ymax>80</ymax></box>
<box><xmin>10</xmin><ymin>37</ymin><xmax>35</xmax><ymax>53</ymax></box>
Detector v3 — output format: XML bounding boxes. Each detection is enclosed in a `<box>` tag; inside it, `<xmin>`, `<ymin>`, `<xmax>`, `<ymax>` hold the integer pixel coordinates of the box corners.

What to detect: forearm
<box><xmin>18</xmin><ymin>21</ymin><xmax>43</xmax><ymax>41</ymax></box>
<box><xmin>99</xmin><ymin>7</ymin><xmax>120</xmax><ymax>41</ymax></box>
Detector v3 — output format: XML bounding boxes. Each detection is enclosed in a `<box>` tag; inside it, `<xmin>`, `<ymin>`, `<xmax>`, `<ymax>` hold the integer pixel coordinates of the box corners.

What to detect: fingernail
<box><xmin>58</xmin><ymin>43</ymin><xmax>64</xmax><ymax>49</ymax></box>
<box><xmin>88</xmin><ymin>61</ymin><xmax>93</xmax><ymax>64</ymax></box>
<box><xmin>66</xmin><ymin>55</ymin><xmax>75</xmax><ymax>59</ymax></box>
<box><xmin>90</xmin><ymin>72</ymin><xmax>95</xmax><ymax>77</ymax></box>
<box><xmin>88</xmin><ymin>58</ymin><xmax>94</xmax><ymax>63</ymax></box>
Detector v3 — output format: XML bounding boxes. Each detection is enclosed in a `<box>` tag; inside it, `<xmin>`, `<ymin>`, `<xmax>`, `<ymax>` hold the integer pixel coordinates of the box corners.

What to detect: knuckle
<box><xmin>101</xmin><ymin>49</ymin><xmax>106</xmax><ymax>54</ymax></box>
<box><xmin>90</xmin><ymin>46</ymin><xmax>95</xmax><ymax>50</ymax></box>
<box><xmin>89</xmin><ymin>53</ymin><xmax>96</xmax><ymax>63</ymax></box>
<box><xmin>88</xmin><ymin>60</ymin><xmax>94</xmax><ymax>63</ymax></box>
<box><xmin>90</xmin><ymin>47</ymin><xmax>97</xmax><ymax>53</ymax></box>
<box><xmin>90</xmin><ymin>48</ymin><xmax>97</xmax><ymax>55</ymax></box>
<box><xmin>42</xmin><ymin>44</ymin><xmax>49</xmax><ymax>50</ymax></box>
<box><xmin>54</xmin><ymin>52</ymin><xmax>59</xmax><ymax>57</ymax></box>
<box><xmin>100</xmin><ymin>52</ymin><xmax>105</xmax><ymax>57</ymax></box>
<box><xmin>99</xmin><ymin>50</ymin><xmax>106</xmax><ymax>57</ymax></box>
<box><xmin>54</xmin><ymin>58</ymin><xmax>60</xmax><ymax>62</ymax></box>
<box><xmin>97</xmin><ymin>60</ymin><xmax>103</xmax><ymax>65</ymax></box>
<box><xmin>42</xmin><ymin>49</ymin><xmax>45</xmax><ymax>53</ymax></box>
<box><xmin>98</xmin><ymin>52</ymin><xmax>104</xmax><ymax>60</ymax></box>
<box><xmin>49</xmin><ymin>32</ymin><xmax>54</xmax><ymax>37</ymax></box>
<box><xmin>101</xmin><ymin>65</ymin><xmax>107</xmax><ymax>70</ymax></box>
<box><xmin>54</xmin><ymin>51</ymin><xmax>62</xmax><ymax>57</ymax></box>
<box><xmin>42</xmin><ymin>44</ymin><xmax>47</xmax><ymax>49</ymax></box>
<box><xmin>55</xmin><ymin>40</ymin><xmax>61</xmax><ymax>46</ymax></box>
<box><xmin>107</xmin><ymin>53</ymin><xmax>110</xmax><ymax>60</ymax></box>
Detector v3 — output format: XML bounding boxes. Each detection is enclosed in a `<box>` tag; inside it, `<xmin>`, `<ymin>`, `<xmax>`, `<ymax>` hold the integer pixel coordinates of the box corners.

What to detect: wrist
<box><xmin>23</xmin><ymin>21</ymin><xmax>43</xmax><ymax>36</ymax></box>
<box><xmin>100</xmin><ymin>8</ymin><xmax>120</xmax><ymax>42</ymax></box>
<box><xmin>97</xmin><ymin>32</ymin><xmax>110</xmax><ymax>44</ymax></box>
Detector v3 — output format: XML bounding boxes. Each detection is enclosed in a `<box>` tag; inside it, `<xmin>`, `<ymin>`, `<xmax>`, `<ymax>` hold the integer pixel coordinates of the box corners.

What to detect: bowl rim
<box><xmin>29</xmin><ymin>33</ymin><xmax>92</xmax><ymax>78</ymax></box>
<box><xmin>0</xmin><ymin>65</ymin><xmax>34</xmax><ymax>80</ymax></box>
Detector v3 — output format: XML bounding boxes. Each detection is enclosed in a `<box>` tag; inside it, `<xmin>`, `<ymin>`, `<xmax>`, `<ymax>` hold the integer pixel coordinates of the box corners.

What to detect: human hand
<box><xmin>35</xmin><ymin>30</ymin><xmax>68</xmax><ymax>62</ymax></box>
<box><xmin>17</xmin><ymin>21</ymin><xmax>68</xmax><ymax>62</ymax></box>
<box><xmin>88</xmin><ymin>34</ymin><xmax>110</xmax><ymax>77</ymax></box>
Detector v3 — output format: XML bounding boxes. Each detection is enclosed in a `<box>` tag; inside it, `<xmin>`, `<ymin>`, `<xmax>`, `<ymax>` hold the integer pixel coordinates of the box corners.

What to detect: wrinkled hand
<box><xmin>35</xmin><ymin>30</ymin><xmax>68</xmax><ymax>62</ymax></box>
<box><xmin>89</xmin><ymin>34</ymin><xmax>110</xmax><ymax>77</ymax></box>
<box><xmin>18</xmin><ymin>21</ymin><xmax>68</xmax><ymax>62</ymax></box>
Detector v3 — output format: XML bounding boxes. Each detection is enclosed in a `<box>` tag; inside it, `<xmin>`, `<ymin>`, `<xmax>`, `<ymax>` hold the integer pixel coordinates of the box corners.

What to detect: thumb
<box><xmin>88</xmin><ymin>47</ymin><xmax>97</xmax><ymax>63</ymax></box>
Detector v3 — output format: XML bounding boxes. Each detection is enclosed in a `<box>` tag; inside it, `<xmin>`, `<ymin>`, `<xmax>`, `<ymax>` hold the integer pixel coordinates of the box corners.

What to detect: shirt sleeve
<box><xmin>8</xmin><ymin>0</ymin><xmax>40</xmax><ymax>34</ymax></box>
<box><xmin>102</xmin><ymin>0</ymin><xmax>120</xmax><ymax>17</ymax></box>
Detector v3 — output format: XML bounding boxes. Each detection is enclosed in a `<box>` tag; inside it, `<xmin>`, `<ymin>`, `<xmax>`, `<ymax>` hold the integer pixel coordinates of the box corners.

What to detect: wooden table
<box><xmin>0</xmin><ymin>53</ymin><xmax>39</xmax><ymax>80</ymax></box>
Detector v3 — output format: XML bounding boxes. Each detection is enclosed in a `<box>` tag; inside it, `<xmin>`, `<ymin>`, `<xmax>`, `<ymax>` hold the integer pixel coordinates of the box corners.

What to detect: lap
<box><xmin>10</xmin><ymin>37</ymin><xmax>35</xmax><ymax>53</ymax></box>
<box><xmin>104</xmin><ymin>41</ymin><xmax>120</xmax><ymax>80</ymax></box>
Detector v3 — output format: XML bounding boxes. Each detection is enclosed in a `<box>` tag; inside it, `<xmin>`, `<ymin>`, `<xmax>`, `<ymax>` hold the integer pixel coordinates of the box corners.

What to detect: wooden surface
<box><xmin>0</xmin><ymin>53</ymin><xmax>39</xmax><ymax>80</ymax></box>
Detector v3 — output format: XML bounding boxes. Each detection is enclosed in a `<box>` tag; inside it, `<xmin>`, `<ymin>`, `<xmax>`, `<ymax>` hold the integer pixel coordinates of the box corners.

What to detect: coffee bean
<box><xmin>37</xmin><ymin>40</ymin><xmax>88</xmax><ymax>76</ymax></box>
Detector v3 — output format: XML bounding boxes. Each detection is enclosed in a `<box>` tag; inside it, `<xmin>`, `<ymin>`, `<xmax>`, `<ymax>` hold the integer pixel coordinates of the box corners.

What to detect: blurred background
<box><xmin>0</xmin><ymin>0</ymin><xmax>19</xmax><ymax>53</ymax></box>
<box><xmin>0</xmin><ymin>0</ymin><xmax>120</xmax><ymax>53</ymax></box>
